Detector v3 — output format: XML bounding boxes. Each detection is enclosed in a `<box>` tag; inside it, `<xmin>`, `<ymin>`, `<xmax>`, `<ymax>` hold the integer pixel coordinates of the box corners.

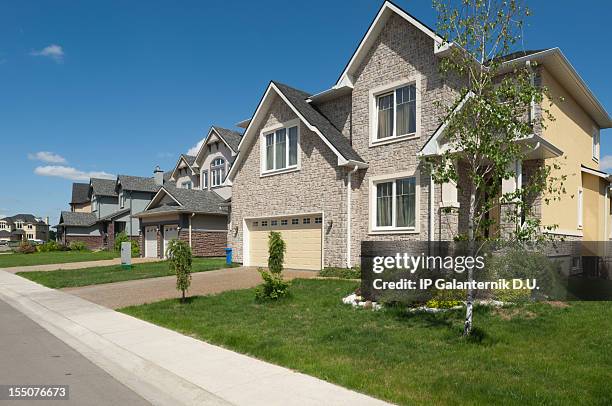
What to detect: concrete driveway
<box><xmin>63</xmin><ymin>267</ymin><xmax>317</xmax><ymax>309</ymax></box>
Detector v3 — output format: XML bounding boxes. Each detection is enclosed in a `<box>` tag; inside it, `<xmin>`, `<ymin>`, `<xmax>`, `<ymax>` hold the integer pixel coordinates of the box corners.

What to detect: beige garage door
<box><xmin>248</xmin><ymin>215</ymin><xmax>322</xmax><ymax>271</ymax></box>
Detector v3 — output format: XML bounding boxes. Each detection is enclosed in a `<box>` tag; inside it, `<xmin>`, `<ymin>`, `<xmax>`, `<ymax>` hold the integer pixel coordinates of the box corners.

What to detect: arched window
<box><xmin>211</xmin><ymin>158</ymin><xmax>225</xmax><ymax>187</ymax></box>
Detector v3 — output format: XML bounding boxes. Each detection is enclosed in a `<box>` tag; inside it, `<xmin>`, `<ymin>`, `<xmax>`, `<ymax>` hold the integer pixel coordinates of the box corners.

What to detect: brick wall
<box><xmin>66</xmin><ymin>235</ymin><xmax>104</xmax><ymax>250</ymax></box>
<box><xmin>179</xmin><ymin>229</ymin><xmax>226</xmax><ymax>257</ymax></box>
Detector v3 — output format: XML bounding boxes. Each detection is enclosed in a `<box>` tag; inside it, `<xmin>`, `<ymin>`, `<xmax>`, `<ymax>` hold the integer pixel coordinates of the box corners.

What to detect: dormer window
<box><xmin>211</xmin><ymin>158</ymin><xmax>225</xmax><ymax>187</ymax></box>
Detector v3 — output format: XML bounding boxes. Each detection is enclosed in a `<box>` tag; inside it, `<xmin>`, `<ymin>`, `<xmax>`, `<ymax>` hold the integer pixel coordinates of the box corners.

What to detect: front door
<box><xmin>163</xmin><ymin>225</ymin><xmax>179</xmax><ymax>258</ymax></box>
<box><xmin>145</xmin><ymin>226</ymin><xmax>157</xmax><ymax>258</ymax></box>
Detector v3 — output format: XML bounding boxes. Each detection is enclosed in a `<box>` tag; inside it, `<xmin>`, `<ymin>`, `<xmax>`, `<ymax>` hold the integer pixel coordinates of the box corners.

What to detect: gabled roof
<box><xmin>70</xmin><ymin>182</ymin><xmax>90</xmax><ymax>204</ymax></box>
<box><xmin>91</xmin><ymin>178</ymin><xmax>118</xmax><ymax>197</ymax></box>
<box><xmin>57</xmin><ymin>211</ymin><xmax>97</xmax><ymax>227</ymax></box>
<box><xmin>99</xmin><ymin>208</ymin><xmax>131</xmax><ymax>222</ymax></box>
<box><xmin>117</xmin><ymin>175</ymin><xmax>160</xmax><ymax>193</ymax></box>
<box><xmin>169</xmin><ymin>154</ymin><xmax>198</xmax><ymax>181</ymax></box>
<box><xmin>228</xmin><ymin>81</ymin><xmax>366</xmax><ymax>181</ymax></box>
<box><xmin>136</xmin><ymin>184</ymin><xmax>227</xmax><ymax>217</ymax></box>
<box><xmin>193</xmin><ymin>126</ymin><xmax>244</xmax><ymax>167</ymax></box>
<box><xmin>335</xmin><ymin>1</ymin><xmax>443</xmax><ymax>88</ymax></box>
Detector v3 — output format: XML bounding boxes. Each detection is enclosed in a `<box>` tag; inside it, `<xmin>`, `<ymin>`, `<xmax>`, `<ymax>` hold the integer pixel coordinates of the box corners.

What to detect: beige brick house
<box><xmin>226</xmin><ymin>1</ymin><xmax>612</xmax><ymax>270</ymax></box>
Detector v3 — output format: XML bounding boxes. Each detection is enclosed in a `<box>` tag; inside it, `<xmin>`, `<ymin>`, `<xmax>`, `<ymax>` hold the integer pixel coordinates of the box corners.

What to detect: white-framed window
<box><xmin>592</xmin><ymin>128</ymin><xmax>600</xmax><ymax>162</ymax></box>
<box><xmin>181</xmin><ymin>181</ymin><xmax>192</xmax><ymax>189</ymax></box>
<box><xmin>119</xmin><ymin>191</ymin><xmax>124</xmax><ymax>208</ymax></box>
<box><xmin>370</xmin><ymin>78</ymin><xmax>420</xmax><ymax>146</ymax></box>
<box><xmin>578</xmin><ymin>187</ymin><xmax>583</xmax><ymax>229</ymax></box>
<box><xmin>211</xmin><ymin>158</ymin><xmax>225</xmax><ymax>187</ymax></box>
<box><xmin>201</xmin><ymin>170</ymin><xmax>208</xmax><ymax>189</ymax></box>
<box><xmin>370</xmin><ymin>171</ymin><xmax>419</xmax><ymax>233</ymax></box>
<box><xmin>15</xmin><ymin>222</ymin><xmax>23</xmax><ymax>229</ymax></box>
<box><xmin>27</xmin><ymin>233</ymin><xmax>34</xmax><ymax>239</ymax></box>
<box><xmin>261</xmin><ymin>120</ymin><xmax>299</xmax><ymax>175</ymax></box>
<box><xmin>92</xmin><ymin>195</ymin><xmax>97</xmax><ymax>212</ymax></box>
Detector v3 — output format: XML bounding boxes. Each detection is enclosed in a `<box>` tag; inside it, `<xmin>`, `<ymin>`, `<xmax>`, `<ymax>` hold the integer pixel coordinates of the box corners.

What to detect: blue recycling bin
<box><xmin>225</xmin><ymin>248</ymin><xmax>233</xmax><ymax>265</ymax></box>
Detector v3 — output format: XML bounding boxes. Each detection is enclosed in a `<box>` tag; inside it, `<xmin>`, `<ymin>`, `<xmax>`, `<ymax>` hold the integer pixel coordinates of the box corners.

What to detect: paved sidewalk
<box><xmin>2</xmin><ymin>257</ymin><xmax>161</xmax><ymax>274</ymax></box>
<box><xmin>64</xmin><ymin>267</ymin><xmax>317</xmax><ymax>309</ymax></box>
<box><xmin>0</xmin><ymin>298</ymin><xmax>149</xmax><ymax>406</ymax></box>
<box><xmin>0</xmin><ymin>271</ymin><xmax>391</xmax><ymax>406</ymax></box>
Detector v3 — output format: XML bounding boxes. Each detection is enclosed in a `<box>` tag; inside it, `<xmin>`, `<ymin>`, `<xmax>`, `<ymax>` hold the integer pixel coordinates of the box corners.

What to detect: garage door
<box><xmin>248</xmin><ymin>215</ymin><xmax>322</xmax><ymax>271</ymax></box>
<box><xmin>163</xmin><ymin>225</ymin><xmax>179</xmax><ymax>258</ymax></box>
<box><xmin>144</xmin><ymin>226</ymin><xmax>157</xmax><ymax>258</ymax></box>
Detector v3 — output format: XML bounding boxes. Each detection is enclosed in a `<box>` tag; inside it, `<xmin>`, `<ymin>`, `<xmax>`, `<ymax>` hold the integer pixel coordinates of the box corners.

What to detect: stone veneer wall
<box><xmin>229</xmin><ymin>95</ymin><xmax>350</xmax><ymax>268</ymax></box>
<box><xmin>347</xmin><ymin>13</ymin><xmax>461</xmax><ymax>264</ymax></box>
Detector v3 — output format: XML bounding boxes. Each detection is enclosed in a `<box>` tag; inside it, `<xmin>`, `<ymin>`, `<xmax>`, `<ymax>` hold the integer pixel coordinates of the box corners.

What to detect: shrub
<box><xmin>17</xmin><ymin>241</ymin><xmax>36</xmax><ymax>254</ymax></box>
<box><xmin>166</xmin><ymin>239</ymin><xmax>192</xmax><ymax>302</ymax></box>
<box><xmin>425</xmin><ymin>289</ymin><xmax>464</xmax><ymax>309</ymax></box>
<box><xmin>114</xmin><ymin>231</ymin><xmax>140</xmax><ymax>257</ymax></box>
<box><xmin>37</xmin><ymin>240</ymin><xmax>60</xmax><ymax>252</ymax></box>
<box><xmin>255</xmin><ymin>268</ymin><xmax>291</xmax><ymax>301</ymax></box>
<box><xmin>494</xmin><ymin>283</ymin><xmax>532</xmax><ymax>303</ymax></box>
<box><xmin>319</xmin><ymin>267</ymin><xmax>361</xmax><ymax>279</ymax></box>
<box><xmin>69</xmin><ymin>241</ymin><xmax>88</xmax><ymax>251</ymax></box>
<box><xmin>267</xmin><ymin>231</ymin><xmax>285</xmax><ymax>274</ymax></box>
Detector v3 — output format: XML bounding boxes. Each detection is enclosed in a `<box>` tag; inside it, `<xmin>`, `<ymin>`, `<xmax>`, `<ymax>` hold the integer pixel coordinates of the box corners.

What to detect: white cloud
<box><xmin>34</xmin><ymin>165</ymin><xmax>115</xmax><ymax>181</ymax></box>
<box><xmin>28</xmin><ymin>151</ymin><xmax>67</xmax><ymax>164</ymax></box>
<box><xmin>187</xmin><ymin>138</ymin><xmax>205</xmax><ymax>157</ymax></box>
<box><xmin>30</xmin><ymin>44</ymin><xmax>64</xmax><ymax>63</ymax></box>
<box><xmin>600</xmin><ymin>155</ymin><xmax>612</xmax><ymax>172</ymax></box>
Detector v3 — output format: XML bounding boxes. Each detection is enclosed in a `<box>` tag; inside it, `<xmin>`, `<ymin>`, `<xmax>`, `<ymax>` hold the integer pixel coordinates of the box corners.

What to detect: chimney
<box><xmin>154</xmin><ymin>165</ymin><xmax>164</xmax><ymax>185</ymax></box>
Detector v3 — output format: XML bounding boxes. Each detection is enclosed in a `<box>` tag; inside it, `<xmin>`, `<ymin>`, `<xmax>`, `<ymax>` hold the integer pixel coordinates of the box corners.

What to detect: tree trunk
<box><xmin>181</xmin><ymin>289</ymin><xmax>186</xmax><ymax>303</ymax></box>
<box><xmin>464</xmin><ymin>185</ymin><xmax>476</xmax><ymax>336</ymax></box>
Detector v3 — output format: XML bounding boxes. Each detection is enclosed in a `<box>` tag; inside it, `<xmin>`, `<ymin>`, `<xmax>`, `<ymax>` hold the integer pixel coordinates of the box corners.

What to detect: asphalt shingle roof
<box><xmin>3</xmin><ymin>214</ymin><xmax>46</xmax><ymax>225</ymax></box>
<box><xmin>181</xmin><ymin>154</ymin><xmax>197</xmax><ymax>166</ymax></box>
<box><xmin>214</xmin><ymin>127</ymin><xmax>243</xmax><ymax>152</ymax></box>
<box><xmin>91</xmin><ymin>178</ymin><xmax>118</xmax><ymax>197</ymax></box>
<box><xmin>58</xmin><ymin>211</ymin><xmax>97</xmax><ymax>227</ymax></box>
<box><xmin>99</xmin><ymin>208</ymin><xmax>131</xmax><ymax>222</ymax></box>
<box><xmin>71</xmin><ymin>183</ymin><xmax>90</xmax><ymax>204</ymax></box>
<box><xmin>138</xmin><ymin>185</ymin><xmax>227</xmax><ymax>216</ymax></box>
<box><xmin>272</xmin><ymin>81</ymin><xmax>364</xmax><ymax>163</ymax></box>
<box><xmin>117</xmin><ymin>175</ymin><xmax>160</xmax><ymax>193</ymax></box>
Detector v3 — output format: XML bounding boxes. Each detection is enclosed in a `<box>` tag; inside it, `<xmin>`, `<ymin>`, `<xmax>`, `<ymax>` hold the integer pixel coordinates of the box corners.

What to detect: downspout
<box><xmin>429</xmin><ymin>170</ymin><xmax>435</xmax><ymax>242</ymax></box>
<box><xmin>189</xmin><ymin>213</ymin><xmax>195</xmax><ymax>248</ymax></box>
<box><xmin>346</xmin><ymin>166</ymin><xmax>358</xmax><ymax>268</ymax></box>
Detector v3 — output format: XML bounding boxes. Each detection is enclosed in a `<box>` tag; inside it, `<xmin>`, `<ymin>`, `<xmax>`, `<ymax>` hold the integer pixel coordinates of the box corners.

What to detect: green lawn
<box><xmin>121</xmin><ymin>279</ymin><xmax>612</xmax><ymax>405</ymax></box>
<box><xmin>18</xmin><ymin>257</ymin><xmax>235</xmax><ymax>288</ymax></box>
<box><xmin>0</xmin><ymin>250</ymin><xmax>118</xmax><ymax>268</ymax></box>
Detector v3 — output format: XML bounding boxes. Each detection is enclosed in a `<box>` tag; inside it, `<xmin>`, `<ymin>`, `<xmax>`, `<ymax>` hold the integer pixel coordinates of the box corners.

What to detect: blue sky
<box><xmin>1</xmin><ymin>0</ymin><xmax>610</xmax><ymax>225</ymax></box>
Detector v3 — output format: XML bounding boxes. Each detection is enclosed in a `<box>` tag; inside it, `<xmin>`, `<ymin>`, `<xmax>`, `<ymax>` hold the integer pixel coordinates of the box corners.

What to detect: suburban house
<box><xmin>0</xmin><ymin>214</ymin><xmax>49</xmax><ymax>242</ymax></box>
<box><xmin>69</xmin><ymin>183</ymin><xmax>91</xmax><ymax>212</ymax></box>
<box><xmin>57</xmin><ymin>172</ymin><xmax>164</xmax><ymax>249</ymax></box>
<box><xmin>225</xmin><ymin>1</ymin><xmax>612</xmax><ymax>270</ymax></box>
<box><xmin>134</xmin><ymin>128</ymin><xmax>241</xmax><ymax>258</ymax></box>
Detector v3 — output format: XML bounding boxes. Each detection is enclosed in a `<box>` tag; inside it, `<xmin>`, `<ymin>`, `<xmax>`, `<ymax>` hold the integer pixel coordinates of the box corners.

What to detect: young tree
<box><xmin>267</xmin><ymin>231</ymin><xmax>286</xmax><ymax>274</ymax></box>
<box><xmin>166</xmin><ymin>239</ymin><xmax>192</xmax><ymax>302</ymax></box>
<box><xmin>430</xmin><ymin>0</ymin><xmax>563</xmax><ymax>335</ymax></box>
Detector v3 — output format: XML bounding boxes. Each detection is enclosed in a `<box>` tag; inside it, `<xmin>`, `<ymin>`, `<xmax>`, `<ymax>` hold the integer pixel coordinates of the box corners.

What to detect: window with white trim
<box><xmin>578</xmin><ymin>187</ymin><xmax>583</xmax><ymax>229</ymax></box>
<box><xmin>119</xmin><ymin>191</ymin><xmax>124</xmax><ymax>208</ymax></box>
<box><xmin>92</xmin><ymin>195</ymin><xmax>97</xmax><ymax>212</ymax></box>
<box><xmin>592</xmin><ymin>128</ymin><xmax>600</xmax><ymax>162</ymax></box>
<box><xmin>375</xmin><ymin>84</ymin><xmax>416</xmax><ymax>141</ymax></box>
<box><xmin>263</xmin><ymin>125</ymin><xmax>298</xmax><ymax>173</ymax></box>
<box><xmin>201</xmin><ymin>170</ymin><xmax>208</xmax><ymax>189</ymax></box>
<box><xmin>373</xmin><ymin>176</ymin><xmax>417</xmax><ymax>230</ymax></box>
<box><xmin>211</xmin><ymin>158</ymin><xmax>225</xmax><ymax>187</ymax></box>
<box><xmin>181</xmin><ymin>181</ymin><xmax>192</xmax><ymax>189</ymax></box>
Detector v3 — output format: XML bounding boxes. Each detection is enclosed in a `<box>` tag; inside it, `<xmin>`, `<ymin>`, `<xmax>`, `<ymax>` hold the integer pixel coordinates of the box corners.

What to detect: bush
<box><xmin>17</xmin><ymin>241</ymin><xmax>36</xmax><ymax>254</ymax></box>
<box><xmin>114</xmin><ymin>231</ymin><xmax>140</xmax><ymax>257</ymax></box>
<box><xmin>255</xmin><ymin>268</ymin><xmax>291</xmax><ymax>301</ymax></box>
<box><xmin>425</xmin><ymin>289</ymin><xmax>464</xmax><ymax>309</ymax></box>
<box><xmin>268</xmin><ymin>231</ymin><xmax>285</xmax><ymax>274</ymax></box>
<box><xmin>37</xmin><ymin>240</ymin><xmax>62</xmax><ymax>252</ymax></box>
<box><xmin>69</xmin><ymin>241</ymin><xmax>88</xmax><ymax>251</ymax></box>
<box><xmin>494</xmin><ymin>283</ymin><xmax>532</xmax><ymax>303</ymax></box>
<box><xmin>319</xmin><ymin>267</ymin><xmax>361</xmax><ymax>279</ymax></box>
<box><xmin>166</xmin><ymin>239</ymin><xmax>192</xmax><ymax>302</ymax></box>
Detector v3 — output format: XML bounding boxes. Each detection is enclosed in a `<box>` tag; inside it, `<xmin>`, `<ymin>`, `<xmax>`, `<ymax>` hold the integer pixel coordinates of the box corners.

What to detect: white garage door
<box><xmin>163</xmin><ymin>225</ymin><xmax>179</xmax><ymax>258</ymax></box>
<box><xmin>248</xmin><ymin>215</ymin><xmax>322</xmax><ymax>271</ymax></box>
<box><xmin>145</xmin><ymin>226</ymin><xmax>157</xmax><ymax>258</ymax></box>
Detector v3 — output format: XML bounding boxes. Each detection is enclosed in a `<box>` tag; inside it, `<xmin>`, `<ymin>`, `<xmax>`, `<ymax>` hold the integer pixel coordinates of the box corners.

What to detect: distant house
<box><xmin>0</xmin><ymin>214</ymin><xmax>50</xmax><ymax>242</ymax></box>
<box><xmin>57</xmin><ymin>169</ymin><xmax>167</xmax><ymax>250</ymax></box>
<box><xmin>70</xmin><ymin>183</ymin><xmax>91</xmax><ymax>212</ymax></box>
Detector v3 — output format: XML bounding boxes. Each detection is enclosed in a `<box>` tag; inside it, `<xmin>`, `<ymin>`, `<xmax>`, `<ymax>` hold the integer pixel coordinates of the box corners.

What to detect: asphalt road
<box><xmin>0</xmin><ymin>298</ymin><xmax>150</xmax><ymax>406</ymax></box>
